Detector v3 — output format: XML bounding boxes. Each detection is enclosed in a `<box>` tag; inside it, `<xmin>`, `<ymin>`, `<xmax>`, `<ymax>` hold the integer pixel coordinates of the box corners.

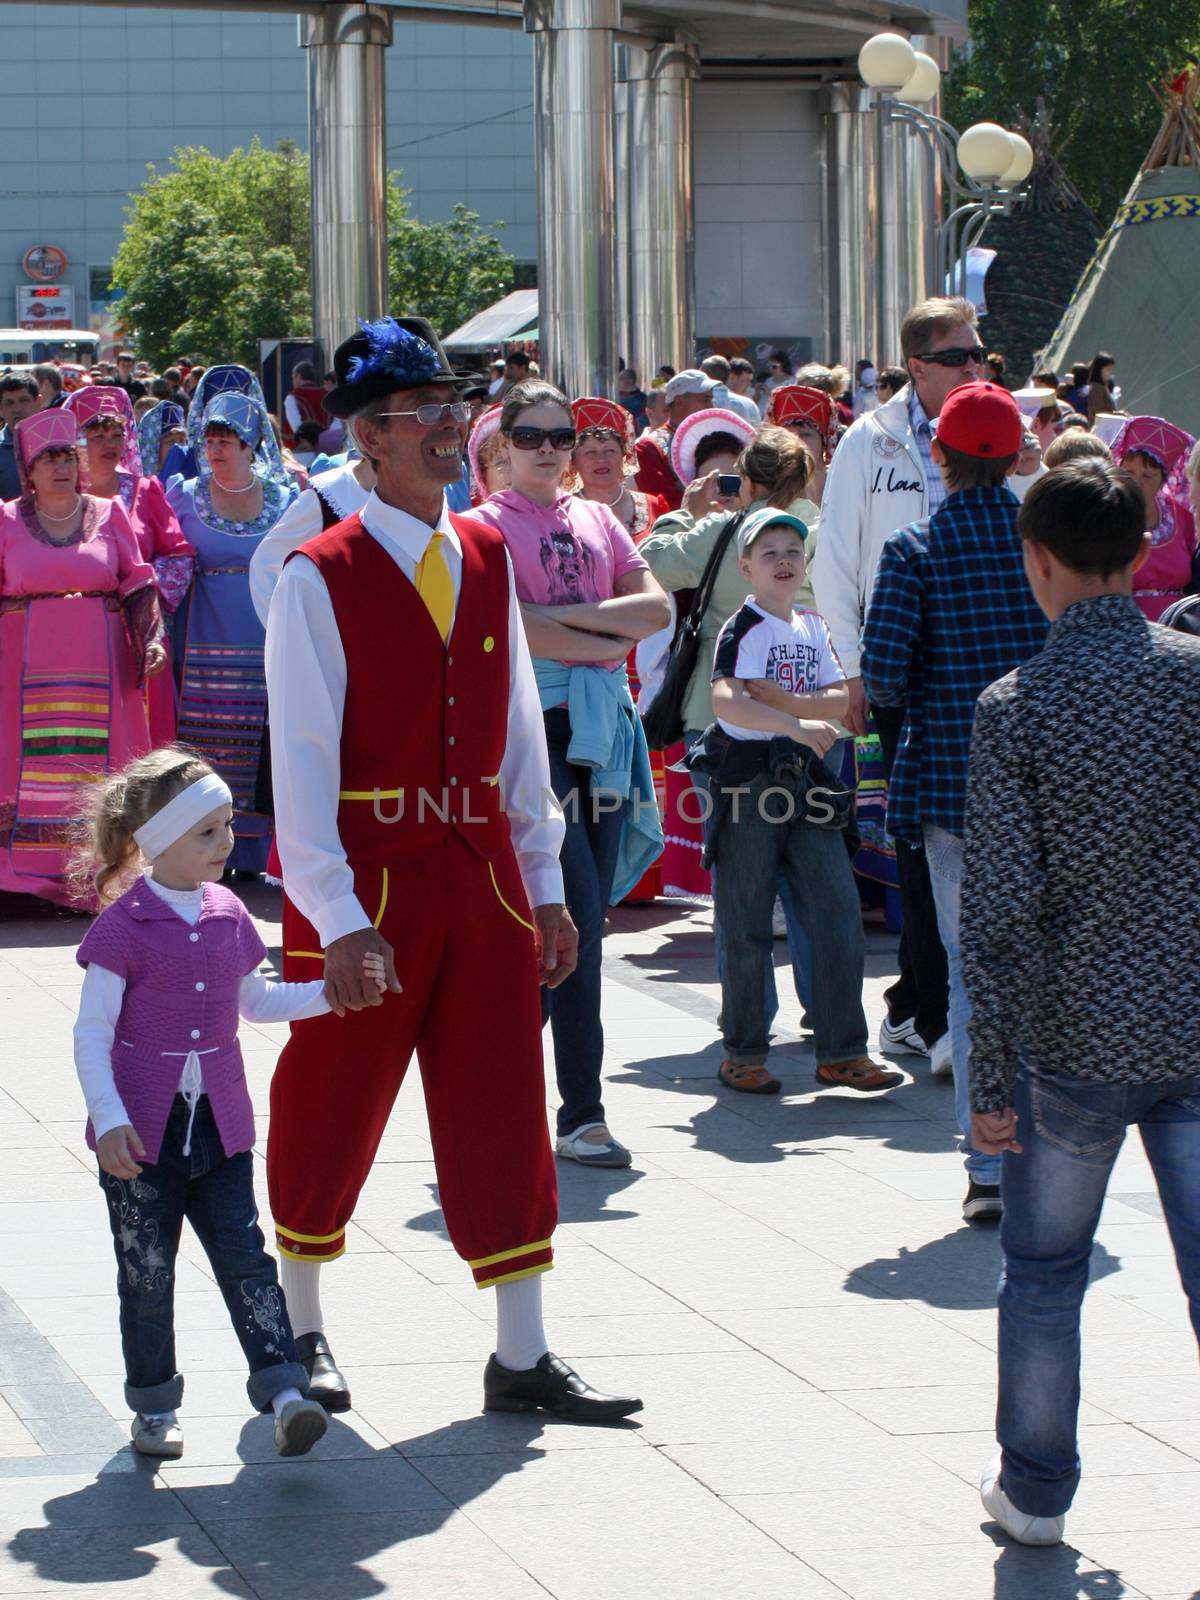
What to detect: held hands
<box><xmin>144</xmin><ymin>643</ymin><xmax>167</xmax><ymax>678</ymax></box>
<box><xmin>532</xmin><ymin>903</ymin><xmax>579</xmax><ymax>989</ymax></box>
<box><xmin>841</xmin><ymin>675</ymin><xmax>869</xmax><ymax>736</ymax></box>
<box><xmin>324</xmin><ymin>928</ymin><xmax>402</xmax><ymax>1017</ymax></box>
<box><xmin>971</xmin><ymin>1107</ymin><xmax>1024</xmax><ymax>1156</ymax></box>
<box><xmin>97</xmin><ymin>1124</ymin><xmax>146</xmax><ymax>1180</ymax></box>
<box><xmin>792</xmin><ymin>719</ymin><xmax>839</xmax><ymax>758</ymax></box>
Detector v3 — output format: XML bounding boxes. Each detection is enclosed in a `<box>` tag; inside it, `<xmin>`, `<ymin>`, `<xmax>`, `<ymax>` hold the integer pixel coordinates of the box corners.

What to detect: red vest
<box><xmin>290</xmin><ymin>512</ymin><xmax>513</xmax><ymax>867</ymax></box>
<box><xmin>634</xmin><ymin>430</ymin><xmax>684</xmax><ymax>511</ymax></box>
<box><xmin>285</xmin><ymin>384</ymin><xmax>330</xmax><ymax>445</ymax></box>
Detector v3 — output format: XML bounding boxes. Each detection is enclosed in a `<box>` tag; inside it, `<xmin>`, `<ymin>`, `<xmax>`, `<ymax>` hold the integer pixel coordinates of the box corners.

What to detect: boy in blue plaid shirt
<box><xmin>860</xmin><ymin>382</ymin><xmax>1048</xmax><ymax>1223</ymax></box>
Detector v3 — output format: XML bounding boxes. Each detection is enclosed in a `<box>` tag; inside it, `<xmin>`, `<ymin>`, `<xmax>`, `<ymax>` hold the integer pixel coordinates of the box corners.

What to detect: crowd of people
<box><xmin>1</xmin><ymin>296</ymin><xmax>1197</xmax><ymax>1546</ymax></box>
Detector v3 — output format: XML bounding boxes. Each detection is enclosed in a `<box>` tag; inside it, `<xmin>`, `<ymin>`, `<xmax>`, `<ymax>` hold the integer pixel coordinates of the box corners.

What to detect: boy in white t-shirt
<box><xmin>707</xmin><ymin>509</ymin><xmax>901</xmax><ymax>1095</ymax></box>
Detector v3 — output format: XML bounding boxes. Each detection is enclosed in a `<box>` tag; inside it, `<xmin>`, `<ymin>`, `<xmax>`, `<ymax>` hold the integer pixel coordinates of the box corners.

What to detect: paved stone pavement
<box><xmin>0</xmin><ymin>884</ymin><xmax>1197</xmax><ymax>1600</ymax></box>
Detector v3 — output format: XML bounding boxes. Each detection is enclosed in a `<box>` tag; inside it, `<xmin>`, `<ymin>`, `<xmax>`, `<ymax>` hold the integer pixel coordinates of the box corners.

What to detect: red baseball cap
<box><xmin>935</xmin><ymin>381</ymin><xmax>1023</xmax><ymax>458</ymax></box>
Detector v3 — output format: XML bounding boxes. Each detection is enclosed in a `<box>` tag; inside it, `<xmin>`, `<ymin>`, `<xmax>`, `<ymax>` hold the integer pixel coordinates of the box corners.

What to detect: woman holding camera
<box><xmin>640</xmin><ymin>424</ymin><xmax>822</xmax><ymax>1053</ymax></box>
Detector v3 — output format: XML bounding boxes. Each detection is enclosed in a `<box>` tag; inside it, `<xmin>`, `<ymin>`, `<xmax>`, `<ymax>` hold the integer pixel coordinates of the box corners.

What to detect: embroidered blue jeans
<box><xmin>99</xmin><ymin>1095</ymin><xmax>307</xmax><ymax>1413</ymax></box>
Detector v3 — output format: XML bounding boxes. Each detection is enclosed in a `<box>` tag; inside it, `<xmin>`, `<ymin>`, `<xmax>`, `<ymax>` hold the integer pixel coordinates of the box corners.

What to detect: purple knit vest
<box><xmin>76</xmin><ymin>879</ymin><xmax>267</xmax><ymax>1164</ymax></box>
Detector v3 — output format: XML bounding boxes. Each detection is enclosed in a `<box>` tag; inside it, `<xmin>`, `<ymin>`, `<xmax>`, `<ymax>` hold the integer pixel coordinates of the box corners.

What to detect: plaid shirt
<box><xmin>907</xmin><ymin>387</ymin><xmax>945</xmax><ymax>517</ymax></box>
<box><xmin>860</xmin><ymin>485</ymin><xmax>1048</xmax><ymax>839</ymax></box>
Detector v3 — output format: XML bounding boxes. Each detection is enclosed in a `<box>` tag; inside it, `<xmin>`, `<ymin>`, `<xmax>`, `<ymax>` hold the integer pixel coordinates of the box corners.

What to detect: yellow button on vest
<box><xmin>483</xmin><ymin>635</ymin><xmax>495</xmax><ymax>653</ymax></box>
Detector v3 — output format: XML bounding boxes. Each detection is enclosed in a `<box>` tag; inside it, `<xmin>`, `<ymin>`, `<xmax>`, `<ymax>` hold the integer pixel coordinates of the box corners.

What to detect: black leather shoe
<box><xmin>483</xmin><ymin>1351</ymin><xmax>643</xmax><ymax>1423</ymax></box>
<box><xmin>295</xmin><ymin>1331</ymin><xmax>352</xmax><ymax>1413</ymax></box>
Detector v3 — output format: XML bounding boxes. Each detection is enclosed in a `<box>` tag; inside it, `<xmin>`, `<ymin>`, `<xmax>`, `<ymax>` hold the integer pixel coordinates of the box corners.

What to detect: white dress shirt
<box><xmin>249</xmin><ymin>461</ymin><xmax>370</xmax><ymax>626</ymax></box>
<box><xmin>73</xmin><ymin>876</ymin><xmax>329</xmax><ymax>1142</ymax></box>
<box><xmin>265</xmin><ymin>488</ymin><xmax>565</xmax><ymax>948</ymax></box>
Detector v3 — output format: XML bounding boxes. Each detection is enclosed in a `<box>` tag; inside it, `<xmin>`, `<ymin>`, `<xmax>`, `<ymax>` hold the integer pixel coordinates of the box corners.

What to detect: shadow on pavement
<box><xmin>843</xmin><ymin>1231</ymin><xmax>1122</xmax><ymax>1310</ymax></box>
<box><xmin>9</xmin><ymin>1409</ymin><xmax>602</xmax><ymax>1599</ymax></box>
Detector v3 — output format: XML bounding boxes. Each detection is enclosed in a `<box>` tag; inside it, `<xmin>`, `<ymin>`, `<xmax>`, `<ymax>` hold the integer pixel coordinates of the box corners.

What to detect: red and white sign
<box><xmin>16</xmin><ymin>283</ymin><xmax>76</xmax><ymax>330</ymax></box>
<box><xmin>22</xmin><ymin>244</ymin><xmax>68</xmax><ymax>283</ymax></box>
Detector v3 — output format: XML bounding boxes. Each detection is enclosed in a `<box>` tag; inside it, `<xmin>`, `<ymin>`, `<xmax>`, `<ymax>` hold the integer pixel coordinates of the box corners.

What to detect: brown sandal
<box><xmin>815</xmin><ymin>1057</ymin><xmax>904</xmax><ymax>1093</ymax></box>
<box><xmin>719</xmin><ymin>1059</ymin><xmax>781</xmax><ymax>1095</ymax></box>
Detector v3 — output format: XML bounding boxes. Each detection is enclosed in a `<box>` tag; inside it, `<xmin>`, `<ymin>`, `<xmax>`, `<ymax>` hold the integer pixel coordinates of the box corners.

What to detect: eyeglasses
<box><xmin>914</xmin><ymin>346</ymin><xmax>987</xmax><ymax>368</ymax></box>
<box><xmin>373</xmin><ymin>402</ymin><xmax>471</xmax><ymax>426</ymax></box>
<box><xmin>507</xmin><ymin>426</ymin><xmax>577</xmax><ymax>451</ymax></box>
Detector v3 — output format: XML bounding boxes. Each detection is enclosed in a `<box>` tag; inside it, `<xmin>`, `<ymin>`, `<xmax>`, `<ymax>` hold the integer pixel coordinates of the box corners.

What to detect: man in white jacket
<box><xmin>812</xmin><ymin>296</ymin><xmax>986</xmax><ymax>1068</ymax></box>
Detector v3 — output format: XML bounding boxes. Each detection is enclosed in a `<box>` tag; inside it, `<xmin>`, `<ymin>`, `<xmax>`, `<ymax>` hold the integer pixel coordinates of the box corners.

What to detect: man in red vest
<box><xmin>264</xmin><ymin>316</ymin><xmax>641</xmax><ymax>1423</ymax></box>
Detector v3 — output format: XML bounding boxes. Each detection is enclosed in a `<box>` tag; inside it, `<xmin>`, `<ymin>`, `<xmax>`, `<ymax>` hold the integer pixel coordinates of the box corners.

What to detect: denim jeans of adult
<box><xmin>872</xmin><ymin>704</ymin><xmax>948</xmax><ymax>1045</ymax></box>
<box><xmin>923</xmin><ymin>823</ymin><xmax>1000</xmax><ymax>1186</ymax></box>
<box><xmin>99</xmin><ymin>1095</ymin><xmax>308</xmax><ymax>1413</ymax></box>
<box><xmin>713</xmin><ymin>775</ymin><xmax>867</xmax><ymax>1066</ymax></box>
<box><xmin>997</xmin><ymin>1063</ymin><xmax>1200</xmax><ymax>1516</ymax></box>
<box><xmin>542</xmin><ymin>707</ymin><xmax>625</xmax><ymax>1135</ymax></box>
<box><xmin>683</xmin><ymin>728</ymin><xmax>814</xmax><ymax>1024</ymax></box>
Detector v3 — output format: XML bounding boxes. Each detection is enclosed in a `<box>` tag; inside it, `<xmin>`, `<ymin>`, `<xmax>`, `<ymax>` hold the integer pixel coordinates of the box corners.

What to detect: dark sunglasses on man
<box><xmin>507</xmin><ymin>426</ymin><xmax>577</xmax><ymax>451</ymax></box>
<box><xmin>914</xmin><ymin>345</ymin><xmax>987</xmax><ymax>369</ymax></box>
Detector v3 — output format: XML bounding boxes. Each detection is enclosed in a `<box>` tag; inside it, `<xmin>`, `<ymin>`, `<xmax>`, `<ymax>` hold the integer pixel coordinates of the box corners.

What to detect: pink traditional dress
<box><xmin>1112</xmin><ymin>417</ymin><xmax>1198</xmax><ymax>622</ymax></box>
<box><xmin>65</xmin><ymin>387</ymin><xmax>195</xmax><ymax>744</ymax></box>
<box><xmin>0</xmin><ymin>412</ymin><xmax>157</xmax><ymax>906</ymax></box>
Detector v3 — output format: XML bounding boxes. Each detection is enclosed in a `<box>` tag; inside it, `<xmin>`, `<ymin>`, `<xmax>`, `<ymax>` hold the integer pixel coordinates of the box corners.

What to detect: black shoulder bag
<box><xmin>641</xmin><ymin>511</ymin><xmax>745</xmax><ymax>751</ymax></box>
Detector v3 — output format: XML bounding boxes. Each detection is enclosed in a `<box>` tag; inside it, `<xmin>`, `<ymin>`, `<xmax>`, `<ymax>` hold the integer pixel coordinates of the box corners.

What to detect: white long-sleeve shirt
<box><xmin>73</xmin><ymin>877</ymin><xmax>329</xmax><ymax>1142</ymax></box>
<box><xmin>265</xmin><ymin>488</ymin><xmax>565</xmax><ymax>948</ymax></box>
<box><xmin>249</xmin><ymin>461</ymin><xmax>370</xmax><ymax>627</ymax></box>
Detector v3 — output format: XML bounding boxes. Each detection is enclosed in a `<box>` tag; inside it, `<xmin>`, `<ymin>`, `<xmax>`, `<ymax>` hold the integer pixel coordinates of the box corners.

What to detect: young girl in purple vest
<box><xmin>72</xmin><ymin>745</ymin><xmax>383</xmax><ymax>1460</ymax></box>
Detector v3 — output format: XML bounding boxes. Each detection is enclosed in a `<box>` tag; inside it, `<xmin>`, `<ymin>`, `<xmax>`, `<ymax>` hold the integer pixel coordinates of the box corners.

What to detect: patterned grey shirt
<box><xmin>962</xmin><ymin>594</ymin><xmax>1200</xmax><ymax>1112</ymax></box>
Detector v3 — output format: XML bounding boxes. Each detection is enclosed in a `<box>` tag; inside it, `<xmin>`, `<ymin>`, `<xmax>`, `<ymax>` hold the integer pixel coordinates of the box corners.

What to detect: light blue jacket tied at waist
<box><xmin>532</xmin><ymin>658</ymin><xmax>664</xmax><ymax>904</ymax></box>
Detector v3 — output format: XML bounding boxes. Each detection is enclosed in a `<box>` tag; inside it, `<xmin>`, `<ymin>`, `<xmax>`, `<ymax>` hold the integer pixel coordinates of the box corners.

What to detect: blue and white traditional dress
<box><xmin>167</xmin><ymin>381</ymin><xmax>296</xmax><ymax>875</ymax></box>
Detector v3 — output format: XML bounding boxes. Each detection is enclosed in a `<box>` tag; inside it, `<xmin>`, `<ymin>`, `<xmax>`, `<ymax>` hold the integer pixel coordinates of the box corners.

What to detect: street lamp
<box><xmin>857</xmin><ymin>32</ymin><xmax>1033</xmax><ymax>300</ymax></box>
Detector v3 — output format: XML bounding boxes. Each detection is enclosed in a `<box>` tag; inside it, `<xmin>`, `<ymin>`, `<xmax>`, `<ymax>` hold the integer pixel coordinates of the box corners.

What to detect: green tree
<box><xmin>388</xmin><ymin>199</ymin><xmax>515</xmax><ymax>334</ymax></box>
<box><xmin>112</xmin><ymin>140</ymin><xmax>311</xmax><ymax>368</ymax></box>
<box><xmin>945</xmin><ymin>0</ymin><xmax>1200</xmax><ymax>222</ymax></box>
<box><xmin>113</xmin><ymin>141</ymin><xmax>516</xmax><ymax>364</ymax></box>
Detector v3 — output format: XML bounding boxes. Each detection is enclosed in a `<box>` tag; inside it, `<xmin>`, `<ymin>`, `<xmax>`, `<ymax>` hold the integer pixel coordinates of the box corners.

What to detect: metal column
<box><xmin>302</xmin><ymin>4</ymin><xmax>392</xmax><ymax>365</ymax></box>
<box><xmin>821</xmin><ymin>82</ymin><xmax>878</xmax><ymax>367</ymax></box>
<box><xmin>623</xmin><ymin>38</ymin><xmax>698</xmax><ymax>382</ymax></box>
<box><xmin>527</xmin><ymin>0</ymin><xmax>619</xmax><ymax>400</ymax></box>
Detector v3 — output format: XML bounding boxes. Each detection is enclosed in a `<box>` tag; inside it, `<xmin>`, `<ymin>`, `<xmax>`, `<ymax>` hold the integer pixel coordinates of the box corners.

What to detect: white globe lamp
<box><xmin>1000</xmin><ymin>132</ymin><xmax>1035</xmax><ymax>186</ymax></box>
<box><xmin>958</xmin><ymin>122</ymin><xmax>1020</xmax><ymax>185</ymax></box>
<box><xmin>858</xmin><ymin>33</ymin><xmax>916</xmax><ymax>94</ymax></box>
<box><xmin>899</xmin><ymin>51</ymin><xmax>941</xmax><ymax>105</ymax></box>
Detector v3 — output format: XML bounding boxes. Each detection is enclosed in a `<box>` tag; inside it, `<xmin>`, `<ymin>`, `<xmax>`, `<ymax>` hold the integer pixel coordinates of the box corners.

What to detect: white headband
<box><xmin>134</xmin><ymin>774</ymin><xmax>233</xmax><ymax>860</ymax></box>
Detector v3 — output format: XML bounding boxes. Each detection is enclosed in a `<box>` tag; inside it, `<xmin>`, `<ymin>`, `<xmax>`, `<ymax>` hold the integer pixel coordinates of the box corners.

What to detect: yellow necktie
<box><xmin>415</xmin><ymin>530</ymin><xmax>454</xmax><ymax>644</ymax></box>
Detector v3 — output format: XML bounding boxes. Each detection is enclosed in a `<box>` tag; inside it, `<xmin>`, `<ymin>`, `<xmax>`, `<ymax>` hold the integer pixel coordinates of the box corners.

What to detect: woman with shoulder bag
<box><xmin>640</xmin><ymin>426</ymin><xmax>824</xmax><ymax>1057</ymax></box>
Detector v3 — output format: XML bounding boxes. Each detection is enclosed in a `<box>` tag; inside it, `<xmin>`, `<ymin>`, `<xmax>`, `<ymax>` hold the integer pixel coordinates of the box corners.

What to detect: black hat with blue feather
<box><xmin>324</xmin><ymin>316</ymin><xmax>465</xmax><ymax>418</ymax></box>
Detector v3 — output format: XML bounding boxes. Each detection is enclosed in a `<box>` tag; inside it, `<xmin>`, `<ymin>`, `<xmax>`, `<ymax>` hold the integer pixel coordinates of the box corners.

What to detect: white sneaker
<box><xmin>131</xmin><ymin>1412</ymin><xmax>184</xmax><ymax>1459</ymax></box>
<box><xmin>929</xmin><ymin>1031</ymin><xmax>954</xmax><ymax>1079</ymax></box>
<box><xmin>980</xmin><ymin>1456</ymin><xmax>1065</xmax><ymax>1545</ymax></box>
<box><xmin>556</xmin><ymin>1123</ymin><xmax>632</xmax><ymax>1168</ymax></box>
<box><xmin>878</xmin><ymin>1015</ymin><xmax>928</xmax><ymax>1055</ymax></box>
<box><xmin>274</xmin><ymin>1397</ymin><xmax>329</xmax><ymax>1458</ymax></box>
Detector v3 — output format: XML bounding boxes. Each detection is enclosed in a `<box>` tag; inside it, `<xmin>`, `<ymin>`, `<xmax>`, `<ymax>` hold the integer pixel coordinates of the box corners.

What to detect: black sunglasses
<box><xmin>915</xmin><ymin>345</ymin><xmax>987</xmax><ymax>368</ymax></box>
<box><xmin>507</xmin><ymin>426</ymin><xmax>577</xmax><ymax>451</ymax></box>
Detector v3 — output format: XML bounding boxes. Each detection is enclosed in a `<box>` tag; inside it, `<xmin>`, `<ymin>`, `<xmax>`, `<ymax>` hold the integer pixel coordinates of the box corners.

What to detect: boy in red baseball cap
<box><xmin>860</xmin><ymin>381</ymin><xmax>1049</xmax><ymax>1224</ymax></box>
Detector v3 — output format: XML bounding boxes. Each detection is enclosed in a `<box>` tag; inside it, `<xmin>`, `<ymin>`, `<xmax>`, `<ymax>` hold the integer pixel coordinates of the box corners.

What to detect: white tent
<box><xmin>443</xmin><ymin>291</ymin><xmax>538</xmax><ymax>351</ymax></box>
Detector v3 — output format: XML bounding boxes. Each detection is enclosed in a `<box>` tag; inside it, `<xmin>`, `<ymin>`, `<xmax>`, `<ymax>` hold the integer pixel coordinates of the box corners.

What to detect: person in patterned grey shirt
<box><xmin>960</xmin><ymin>457</ymin><xmax>1200</xmax><ymax>1548</ymax></box>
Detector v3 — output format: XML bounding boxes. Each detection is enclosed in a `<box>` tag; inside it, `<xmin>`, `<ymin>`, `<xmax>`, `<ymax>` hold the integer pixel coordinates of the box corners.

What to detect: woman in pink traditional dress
<box><xmin>0</xmin><ymin>410</ymin><xmax>162</xmax><ymax>907</ymax></box>
<box><xmin>65</xmin><ymin>387</ymin><xmax>195</xmax><ymax>744</ymax></box>
<box><xmin>1111</xmin><ymin>416</ymin><xmax>1199</xmax><ymax>620</ymax></box>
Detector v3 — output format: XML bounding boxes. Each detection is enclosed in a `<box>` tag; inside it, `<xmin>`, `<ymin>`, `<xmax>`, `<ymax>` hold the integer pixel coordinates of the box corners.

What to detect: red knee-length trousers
<box><xmin>267</xmin><ymin>833</ymin><xmax>558</xmax><ymax>1288</ymax></box>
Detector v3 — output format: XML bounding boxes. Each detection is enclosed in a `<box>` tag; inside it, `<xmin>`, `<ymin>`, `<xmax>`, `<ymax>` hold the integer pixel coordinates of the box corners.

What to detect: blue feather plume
<box><xmin>344</xmin><ymin>318</ymin><xmax>441</xmax><ymax>386</ymax></box>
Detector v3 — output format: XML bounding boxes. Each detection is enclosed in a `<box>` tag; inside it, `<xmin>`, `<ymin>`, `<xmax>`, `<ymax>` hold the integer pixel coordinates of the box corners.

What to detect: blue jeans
<box><xmin>100</xmin><ymin>1095</ymin><xmax>308</xmax><ymax>1414</ymax></box>
<box><xmin>997</xmin><ymin>1063</ymin><xmax>1200</xmax><ymax>1516</ymax></box>
<box><xmin>542</xmin><ymin>707</ymin><xmax>624</xmax><ymax>1135</ymax></box>
<box><xmin>923</xmin><ymin>824</ymin><xmax>1000</xmax><ymax>1185</ymax></box>
<box><xmin>684</xmin><ymin>729</ymin><xmax>814</xmax><ymax>1021</ymax></box>
<box><xmin>712</xmin><ymin>774</ymin><xmax>867</xmax><ymax>1066</ymax></box>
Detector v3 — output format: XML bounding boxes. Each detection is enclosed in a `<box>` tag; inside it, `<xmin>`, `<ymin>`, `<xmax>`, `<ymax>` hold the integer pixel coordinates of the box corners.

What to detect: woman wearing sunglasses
<box><xmin>471</xmin><ymin>381</ymin><xmax>670</xmax><ymax>1168</ymax></box>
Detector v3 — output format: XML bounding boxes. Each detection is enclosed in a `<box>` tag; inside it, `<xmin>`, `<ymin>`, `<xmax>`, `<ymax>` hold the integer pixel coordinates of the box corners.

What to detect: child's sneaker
<box><xmin>980</xmin><ymin>1456</ymin><xmax>1065</xmax><ymax>1545</ymax></box>
<box><xmin>274</xmin><ymin>1397</ymin><xmax>329</xmax><ymax>1458</ymax></box>
<box><xmin>131</xmin><ymin>1412</ymin><xmax>183</xmax><ymax>1459</ymax></box>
